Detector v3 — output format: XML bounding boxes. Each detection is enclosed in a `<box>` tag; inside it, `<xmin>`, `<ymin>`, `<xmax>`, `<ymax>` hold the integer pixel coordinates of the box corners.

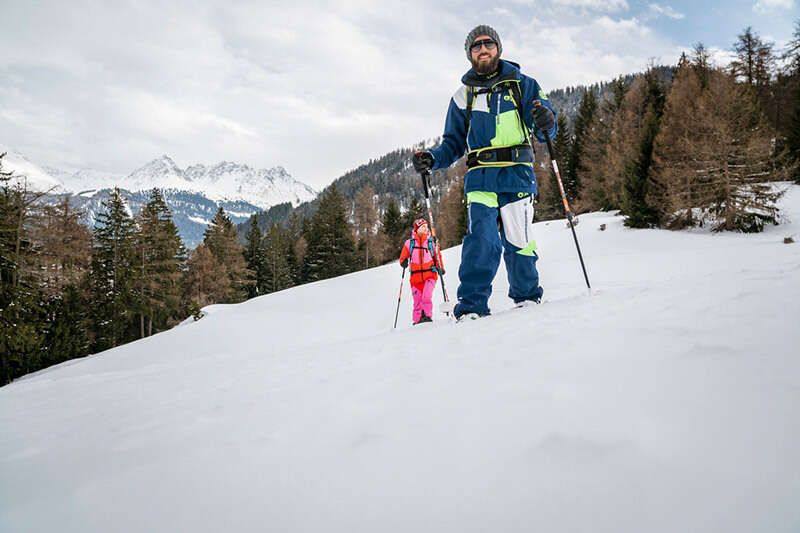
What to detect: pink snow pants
<box><xmin>411</xmin><ymin>278</ymin><xmax>436</xmax><ymax>323</ymax></box>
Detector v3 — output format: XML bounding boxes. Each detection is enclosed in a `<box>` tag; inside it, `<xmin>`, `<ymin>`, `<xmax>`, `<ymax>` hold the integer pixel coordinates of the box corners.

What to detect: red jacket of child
<box><xmin>399</xmin><ymin>233</ymin><xmax>442</xmax><ymax>288</ymax></box>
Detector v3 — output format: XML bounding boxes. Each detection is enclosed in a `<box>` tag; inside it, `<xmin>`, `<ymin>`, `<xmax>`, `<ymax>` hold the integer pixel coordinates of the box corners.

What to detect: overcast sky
<box><xmin>1</xmin><ymin>0</ymin><xmax>797</xmax><ymax>189</ymax></box>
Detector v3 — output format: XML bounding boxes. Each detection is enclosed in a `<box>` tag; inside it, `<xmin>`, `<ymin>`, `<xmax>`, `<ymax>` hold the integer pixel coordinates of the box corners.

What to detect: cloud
<box><xmin>548</xmin><ymin>0</ymin><xmax>629</xmax><ymax>11</ymax></box>
<box><xmin>648</xmin><ymin>3</ymin><xmax>686</xmax><ymax>19</ymax></box>
<box><xmin>753</xmin><ymin>0</ymin><xmax>795</xmax><ymax>12</ymax></box>
<box><xmin>0</xmin><ymin>1</ymin><xmax>722</xmax><ymax>189</ymax></box>
<box><xmin>505</xmin><ymin>15</ymin><xmax>683</xmax><ymax>89</ymax></box>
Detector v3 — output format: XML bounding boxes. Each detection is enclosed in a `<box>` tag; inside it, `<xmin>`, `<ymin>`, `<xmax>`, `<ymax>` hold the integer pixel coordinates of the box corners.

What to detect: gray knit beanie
<box><xmin>465</xmin><ymin>25</ymin><xmax>502</xmax><ymax>59</ymax></box>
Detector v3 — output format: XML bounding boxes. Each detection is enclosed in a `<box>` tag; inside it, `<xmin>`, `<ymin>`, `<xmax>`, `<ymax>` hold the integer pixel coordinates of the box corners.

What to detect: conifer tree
<box><xmin>781</xmin><ymin>21</ymin><xmax>800</xmax><ymax>182</ymax></box>
<box><xmin>263</xmin><ymin>223</ymin><xmax>294</xmax><ymax>293</ymax></box>
<box><xmin>90</xmin><ymin>188</ymin><xmax>138</xmax><ymax>351</ymax></box>
<box><xmin>565</xmin><ymin>88</ymin><xmax>597</xmax><ymax>200</ymax></box>
<box><xmin>203</xmin><ymin>207</ymin><xmax>250</xmax><ymax>303</ymax></box>
<box><xmin>582</xmin><ymin>77</ymin><xmax>628</xmax><ymax>211</ymax></box>
<box><xmin>783</xmin><ymin>20</ymin><xmax>800</xmax><ymax>77</ymax></box>
<box><xmin>135</xmin><ymin>188</ymin><xmax>186</xmax><ymax>336</ymax></box>
<box><xmin>184</xmin><ymin>243</ymin><xmax>230</xmax><ymax>310</ymax></box>
<box><xmin>381</xmin><ymin>198</ymin><xmax>405</xmax><ymax>262</ymax></box>
<box><xmin>540</xmin><ymin>113</ymin><xmax>572</xmax><ymax>220</ymax></box>
<box><xmin>42</xmin><ymin>283</ymin><xmax>91</xmax><ymax>368</ymax></box>
<box><xmin>285</xmin><ymin>213</ymin><xmax>306</xmax><ymax>285</ymax></box>
<box><xmin>402</xmin><ymin>197</ymin><xmax>426</xmax><ymax>230</ymax></box>
<box><xmin>622</xmin><ymin>68</ymin><xmax>666</xmax><ymax>228</ymax></box>
<box><xmin>437</xmin><ymin>179</ymin><xmax>468</xmax><ymax>247</ymax></box>
<box><xmin>731</xmin><ymin>27</ymin><xmax>775</xmax><ymax>90</ymax></box>
<box><xmin>788</xmin><ymin>82</ymin><xmax>800</xmax><ymax>183</ymax></box>
<box><xmin>31</xmin><ymin>198</ymin><xmax>92</xmax><ymax>366</ymax></box>
<box><xmin>354</xmin><ymin>185</ymin><xmax>381</xmax><ymax>269</ymax></box>
<box><xmin>0</xmin><ymin>154</ymin><xmax>46</xmax><ymax>383</ymax></box>
<box><xmin>303</xmin><ymin>185</ymin><xmax>357</xmax><ymax>281</ymax></box>
<box><xmin>616</xmin><ymin>68</ymin><xmax>666</xmax><ymax>228</ymax></box>
<box><xmin>243</xmin><ymin>215</ymin><xmax>266</xmax><ymax>297</ymax></box>
<box><xmin>653</xmin><ymin>57</ymin><xmax>785</xmax><ymax>231</ymax></box>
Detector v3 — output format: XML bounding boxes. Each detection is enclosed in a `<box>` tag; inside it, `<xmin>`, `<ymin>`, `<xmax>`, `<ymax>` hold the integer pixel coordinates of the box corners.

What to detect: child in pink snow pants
<box><xmin>398</xmin><ymin>218</ymin><xmax>444</xmax><ymax>325</ymax></box>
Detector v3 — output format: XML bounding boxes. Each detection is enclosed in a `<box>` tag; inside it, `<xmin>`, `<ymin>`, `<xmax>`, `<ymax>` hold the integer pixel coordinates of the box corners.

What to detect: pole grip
<box><xmin>420</xmin><ymin>169</ymin><xmax>431</xmax><ymax>199</ymax></box>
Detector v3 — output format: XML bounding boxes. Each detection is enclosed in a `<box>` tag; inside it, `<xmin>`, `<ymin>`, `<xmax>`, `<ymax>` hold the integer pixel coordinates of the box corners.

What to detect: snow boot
<box><xmin>456</xmin><ymin>312</ymin><xmax>482</xmax><ymax>322</ymax></box>
<box><xmin>414</xmin><ymin>311</ymin><xmax>433</xmax><ymax>325</ymax></box>
<box><xmin>514</xmin><ymin>298</ymin><xmax>541</xmax><ymax>309</ymax></box>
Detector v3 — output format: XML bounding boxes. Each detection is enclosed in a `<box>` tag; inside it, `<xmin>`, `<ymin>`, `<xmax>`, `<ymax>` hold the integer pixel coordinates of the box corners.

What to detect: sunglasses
<box><xmin>470</xmin><ymin>39</ymin><xmax>497</xmax><ymax>53</ymax></box>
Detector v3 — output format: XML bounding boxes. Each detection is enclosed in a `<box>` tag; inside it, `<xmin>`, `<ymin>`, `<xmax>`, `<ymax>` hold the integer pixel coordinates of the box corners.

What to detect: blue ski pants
<box><xmin>454</xmin><ymin>191</ymin><xmax>543</xmax><ymax>318</ymax></box>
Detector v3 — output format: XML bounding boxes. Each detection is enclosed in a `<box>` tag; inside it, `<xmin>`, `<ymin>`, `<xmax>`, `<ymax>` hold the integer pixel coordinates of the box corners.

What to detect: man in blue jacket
<box><xmin>413</xmin><ymin>24</ymin><xmax>557</xmax><ymax>321</ymax></box>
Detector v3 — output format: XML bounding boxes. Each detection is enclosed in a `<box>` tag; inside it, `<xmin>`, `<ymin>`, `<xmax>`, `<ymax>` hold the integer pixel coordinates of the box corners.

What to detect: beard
<box><xmin>471</xmin><ymin>53</ymin><xmax>500</xmax><ymax>76</ymax></box>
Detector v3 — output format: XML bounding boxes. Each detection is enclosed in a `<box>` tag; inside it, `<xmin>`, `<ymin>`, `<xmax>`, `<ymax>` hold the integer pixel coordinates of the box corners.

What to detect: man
<box><xmin>412</xmin><ymin>24</ymin><xmax>557</xmax><ymax>321</ymax></box>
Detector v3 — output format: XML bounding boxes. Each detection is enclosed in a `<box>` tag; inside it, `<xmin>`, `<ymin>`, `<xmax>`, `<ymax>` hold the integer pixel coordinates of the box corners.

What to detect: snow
<box><xmin>2</xmin><ymin>146</ymin><xmax>318</xmax><ymax>211</ymax></box>
<box><xmin>0</xmin><ymin>146</ymin><xmax>64</xmax><ymax>193</ymax></box>
<box><xmin>187</xmin><ymin>215</ymin><xmax>211</xmax><ymax>226</ymax></box>
<box><xmin>2</xmin><ymin>185</ymin><xmax>800</xmax><ymax>533</ymax></box>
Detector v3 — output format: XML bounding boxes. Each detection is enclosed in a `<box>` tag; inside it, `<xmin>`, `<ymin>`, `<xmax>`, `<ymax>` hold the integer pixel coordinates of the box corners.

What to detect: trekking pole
<box><xmin>541</xmin><ymin>130</ymin><xmax>591</xmax><ymax>290</ymax></box>
<box><xmin>419</xmin><ymin>169</ymin><xmax>451</xmax><ymax>310</ymax></box>
<box><xmin>393</xmin><ymin>266</ymin><xmax>407</xmax><ymax>329</ymax></box>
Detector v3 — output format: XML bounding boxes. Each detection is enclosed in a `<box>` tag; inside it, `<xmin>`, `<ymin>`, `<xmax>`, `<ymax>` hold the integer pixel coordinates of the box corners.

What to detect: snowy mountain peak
<box><xmin>180</xmin><ymin>160</ymin><xmax>316</xmax><ymax>209</ymax></box>
<box><xmin>0</xmin><ymin>147</ymin><xmax>63</xmax><ymax>192</ymax></box>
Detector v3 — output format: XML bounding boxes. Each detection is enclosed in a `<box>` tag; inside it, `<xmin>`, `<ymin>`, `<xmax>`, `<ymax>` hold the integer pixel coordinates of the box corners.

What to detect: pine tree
<box><xmin>184</xmin><ymin>243</ymin><xmax>230</xmax><ymax>311</ymax></box>
<box><xmin>90</xmin><ymin>188</ymin><xmax>138</xmax><ymax>351</ymax></box>
<box><xmin>42</xmin><ymin>283</ymin><xmax>91</xmax><ymax>368</ymax></box>
<box><xmin>783</xmin><ymin>19</ymin><xmax>800</xmax><ymax>77</ymax></box>
<box><xmin>303</xmin><ymin>185</ymin><xmax>357</xmax><ymax>281</ymax></box>
<box><xmin>0</xmin><ymin>154</ymin><xmax>46</xmax><ymax>383</ymax></box>
<box><xmin>607</xmin><ymin>67</ymin><xmax>666</xmax><ymax>228</ymax></box>
<box><xmin>437</xmin><ymin>179</ymin><xmax>468</xmax><ymax>247</ymax></box>
<box><xmin>381</xmin><ymin>198</ymin><xmax>405</xmax><ymax>262</ymax></box>
<box><xmin>30</xmin><ymin>198</ymin><xmax>92</xmax><ymax>367</ymax></box>
<box><xmin>262</xmin><ymin>224</ymin><xmax>294</xmax><ymax>293</ymax></box>
<box><xmin>354</xmin><ymin>185</ymin><xmax>382</xmax><ymax>269</ymax></box>
<box><xmin>779</xmin><ymin>20</ymin><xmax>800</xmax><ymax>182</ymax></box>
<box><xmin>653</xmin><ymin>59</ymin><xmax>786</xmax><ymax>231</ymax></box>
<box><xmin>565</xmin><ymin>88</ymin><xmax>597</xmax><ymax>200</ymax></box>
<box><xmin>243</xmin><ymin>215</ymin><xmax>266</xmax><ymax>297</ymax></box>
<box><xmin>285</xmin><ymin>213</ymin><xmax>306</xmax><ymax>285</ymax></box>
<box><xmin>135</xmin><ymin>188</ymin><xmax>186</xmax><ymax>336</ymax></box>
<box><xmin>540</xmin><ymin>113</ymin><xmax>572</xmax><ymax>220</ymax></box>
<box><xmin>581</xmin><ymin>77</ymin><xmax>628</xmax><ymax>211</ymax></box>
<box><xmin>788</xmin><ymin>81</ymin><xmax>800</xmax><ymax>183</ymax></box>
<box><xmin>731</xmin><ymin>27</ymin><xmax>774</xmax><ymax>89</ymax></box>
<box><xmin>203</xmin><ymin>207</ymin><xmax>251</xmax><ymax>303</ymax></box>
<box><xmin>28</xmin><ymin>198</ymin><xmax>91</xmax><ymax>296</ymax></box>
<box><xmin>623</xmin><ymin>68</ymin><xmax>665</xmax><ymax>228</ymax></box>
<box><xmin>402</xmin><ymin>197</ymin><xmax>426</xmax><ymax>230</ymax></box>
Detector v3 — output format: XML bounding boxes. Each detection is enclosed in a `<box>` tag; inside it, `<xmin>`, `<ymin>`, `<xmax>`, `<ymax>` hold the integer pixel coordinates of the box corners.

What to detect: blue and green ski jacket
<box><xmin>429</xmin><ymin>59</ymin><xmax>558</xmax><ymax>196</ymax></box>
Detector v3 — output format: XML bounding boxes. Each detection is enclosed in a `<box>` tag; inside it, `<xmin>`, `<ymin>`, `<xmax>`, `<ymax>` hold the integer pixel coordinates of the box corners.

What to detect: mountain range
<box><xmin>0</xmin><ymin>147</ymin><xmax>317</xmax><ymax>248</ymax></box>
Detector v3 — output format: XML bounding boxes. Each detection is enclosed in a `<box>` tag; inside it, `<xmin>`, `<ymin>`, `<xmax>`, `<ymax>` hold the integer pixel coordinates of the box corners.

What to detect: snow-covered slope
<box><xmin>2</xmin><ymin>186</ymin><xmax>799</xmax><ymax>533</ymax></box>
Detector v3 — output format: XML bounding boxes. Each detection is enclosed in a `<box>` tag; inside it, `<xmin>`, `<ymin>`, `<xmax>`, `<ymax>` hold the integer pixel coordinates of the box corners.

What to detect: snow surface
<box><xmin>2</xmin><ymin>186</ymin><xmax>800</xmax><ymax>533</ymax></box>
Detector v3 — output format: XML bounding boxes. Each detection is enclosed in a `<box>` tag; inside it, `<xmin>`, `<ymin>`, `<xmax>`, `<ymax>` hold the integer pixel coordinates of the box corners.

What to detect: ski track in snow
<box><xmin>1</xmin><ymin>185</ymin><xmax>800</xmax><ymax>532</ymax></box>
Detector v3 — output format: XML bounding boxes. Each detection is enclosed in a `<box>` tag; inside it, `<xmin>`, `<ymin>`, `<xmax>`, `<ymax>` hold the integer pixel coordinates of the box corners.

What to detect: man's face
<box><xmin>469</xmin><ymin>34</ymin><xmax>500</xmax><ymax>75</ymax></box>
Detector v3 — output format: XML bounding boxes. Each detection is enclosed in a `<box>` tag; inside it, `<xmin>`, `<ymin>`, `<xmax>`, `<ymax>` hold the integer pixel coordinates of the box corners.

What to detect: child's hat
<box><xmin>413</xmin><ymin>218</ymin><xmax>428</xmax><ymax>232</ymax></box>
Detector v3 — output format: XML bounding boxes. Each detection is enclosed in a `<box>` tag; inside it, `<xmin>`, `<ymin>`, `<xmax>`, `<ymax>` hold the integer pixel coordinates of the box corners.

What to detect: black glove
<box><xmin>439</xmin><ymin>267</ymin><xmax>446</xmax><ymax>275</ymax></box>
<box><xmin>532</xmin><ymin>101</ymin><xmax>555</xmax><ymax>132</ymax></box>
<box><xmin>412</xmin><ymin>151</ymin><xmax>434</xmax><ymax>173</ymax></box>
<box><xmin>400</xmin><ymin>259</ymin><xmax>409</xmax><ymax>269</ymax></box>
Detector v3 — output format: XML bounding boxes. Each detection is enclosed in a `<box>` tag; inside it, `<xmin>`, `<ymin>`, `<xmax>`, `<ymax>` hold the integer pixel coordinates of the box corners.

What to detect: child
<box><xmin>398</xmin><ymin>218</ymin><xmax>444</xmax><ymax>325</ymax></box>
